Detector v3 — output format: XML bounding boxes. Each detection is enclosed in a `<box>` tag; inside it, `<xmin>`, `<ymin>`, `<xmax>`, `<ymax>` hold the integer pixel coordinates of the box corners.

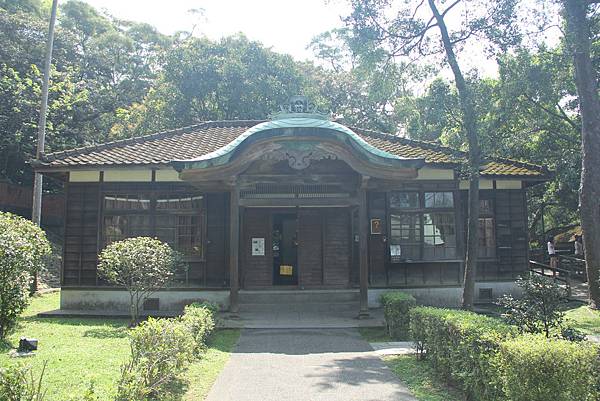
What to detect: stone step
<box><xmin>239</xmin><ymin>301</ymin><xmax>360</xmax><ymax>313</ymax></box>
<box><xmin>238</xmin><ymin>290</ymin><xmax>360</xmax><ymax>305</ymax></box>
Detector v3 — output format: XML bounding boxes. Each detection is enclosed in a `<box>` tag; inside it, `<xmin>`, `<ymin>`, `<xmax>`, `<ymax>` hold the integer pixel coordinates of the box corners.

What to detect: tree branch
<box><xmin>522</xmin><ymin>93</ymin><xmax>580</xmax><ymax>132</ymax></box>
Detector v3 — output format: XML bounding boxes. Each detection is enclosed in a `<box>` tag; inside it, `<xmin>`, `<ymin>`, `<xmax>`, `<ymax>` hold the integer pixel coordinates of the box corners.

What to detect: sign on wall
<box><xmin>252</xmin><ymin>237</ymin><xmax>265</xmax><ymax>256</ymax></box>
<box><xmin>370</xmin><ymin>218</ymin><xmax>382</xmax><ymax>234</ymax></box>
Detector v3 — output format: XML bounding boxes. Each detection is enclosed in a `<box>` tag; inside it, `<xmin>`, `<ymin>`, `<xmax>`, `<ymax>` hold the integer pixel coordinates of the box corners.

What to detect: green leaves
<box><xmin>498</xmin><ymin>274</ymin><xmax>569</xmax><ymax>338</ymax></box>
<box><xmin>98</xmin><ymin>237</ymin><xmax>184</xmax><ymax>324</ymax></box>
<box><xmin>0</xmin><ymin>212</ymin><xmax>51</xmax><ymax>339</ymax></box>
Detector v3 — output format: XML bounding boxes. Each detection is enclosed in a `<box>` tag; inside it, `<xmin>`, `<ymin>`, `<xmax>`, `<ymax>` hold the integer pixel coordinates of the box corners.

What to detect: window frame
<box><xmin>387</xmin><ymin>190</ymin><xmax>459</xmax><ymax>262</ymax></box>
<box><xmin>477</xmin><ymin>198</ymin><xmax>497</xmax><ymax>259</ymax></box>
<box><xmin>101</xmin><ymin>190</ymin><xmax>207</xmax><ymax>262</ymax></box>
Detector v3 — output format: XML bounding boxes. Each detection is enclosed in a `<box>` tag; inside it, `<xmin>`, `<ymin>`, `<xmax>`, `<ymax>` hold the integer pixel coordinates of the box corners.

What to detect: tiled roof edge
<box><xmin>41</xmin><ymin>120</ymin><xmax>265</xmax><ymax>162</ymax></box>
<box><xmin>351</xmin><ymin>126</ymin><xmax>464</xmax><ymax>160</ymax></box>
<box><xmin>353</xmin><ymin>126</ymin><xmax>550</xmax><ymax>174</ymax></box>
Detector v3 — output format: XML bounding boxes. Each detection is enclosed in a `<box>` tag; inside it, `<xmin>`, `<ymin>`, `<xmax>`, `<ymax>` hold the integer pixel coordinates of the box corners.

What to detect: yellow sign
<box><xmin>280</xmin><ymin>265</ymin><xmax>293</xmax><ymax>276</ymax></box>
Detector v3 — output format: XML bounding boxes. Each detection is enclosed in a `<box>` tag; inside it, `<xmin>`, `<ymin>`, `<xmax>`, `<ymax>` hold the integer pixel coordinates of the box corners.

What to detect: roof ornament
<box><xmin>270</xmin><ymin>95</ymin><xmax>330</xmax><ymax>121</ymax></box>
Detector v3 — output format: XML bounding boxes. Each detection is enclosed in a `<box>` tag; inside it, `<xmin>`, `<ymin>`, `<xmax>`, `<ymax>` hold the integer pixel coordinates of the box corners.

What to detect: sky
<box><xmin>75</xmin><ymin>0</ymin><xmax>350</xmax><ymax>62</ymax></box>
<box><xmin>72</xmin><ymin>0</ymin><xmax>561</xmax><ymax>78</ymax></box>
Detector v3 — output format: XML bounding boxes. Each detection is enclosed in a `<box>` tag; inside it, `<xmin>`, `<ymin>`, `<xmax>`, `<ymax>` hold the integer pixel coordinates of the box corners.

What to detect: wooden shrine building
<box><xmin>33</xmin><ymin>96</ymin><xmax>550</xmax><ymax>314</ymax></box>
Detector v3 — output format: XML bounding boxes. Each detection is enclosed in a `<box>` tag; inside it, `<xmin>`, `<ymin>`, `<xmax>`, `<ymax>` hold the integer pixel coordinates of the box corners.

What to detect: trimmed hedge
<box><xmin>116</xmin><ymin>302</ymin><xmax>217</xmax><ymax>400</ymax></box>
<box><xmin>180</xmin><ymin>302</ymin><xmax>217</xmax><ymax>352</ymax></box>
<box><xmin>380</xmin><ymin>292</ymin><xmax>417</xmax><ymax>340</ymax></box>
<box><xmin>409</xmin><ymin>306</ymin><xmax>517</xmax><ymax>401</ymax></box>
<box><xmin>497</xmin><ymin>334</ymin><xmax>600</xmax><ymax>401</ymax></box>
<box><xmin>409</xmin><ymin>306</ymin><xmax>600</xmax><ymax>401</ymax></box>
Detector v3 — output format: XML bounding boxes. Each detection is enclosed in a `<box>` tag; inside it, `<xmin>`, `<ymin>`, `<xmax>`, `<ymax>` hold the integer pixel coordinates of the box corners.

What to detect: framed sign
<box><xmin>251</xmin><ymin>238</ymin><xmax>265</xmax><ymax>256</ymax></box>
<box><xmin>279</xmin><ymin>265</ymin><xmax>293</xmax><ymax>276</ymax></box>
<box><xmin>370</xmin><ymin>218</ymin><xmax>382</xmax><ymax>234</ymax></box>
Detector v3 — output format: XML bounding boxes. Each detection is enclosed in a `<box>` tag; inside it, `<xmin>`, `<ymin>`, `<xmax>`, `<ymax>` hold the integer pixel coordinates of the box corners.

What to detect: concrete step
<box><xmin>238</xmin><ymin>289</ymin><xmax>360</xmax><ymax>305</ymax></box>
<box><xmin>239</xmin><ymin>301</ymin><xmax>360</xmax><ymax>313</ymax></box>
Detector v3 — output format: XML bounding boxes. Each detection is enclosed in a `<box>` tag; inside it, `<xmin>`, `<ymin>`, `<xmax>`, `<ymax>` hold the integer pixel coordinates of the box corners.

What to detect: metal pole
<box><xmin>32</xmin><ymin>0</ymin><xmax>59</xmax><ymax>226</ymax></box>
<box><xmin>31</xmin><ymin>0</ymin><xmax>58</xmax><ymax>294</ymax></box>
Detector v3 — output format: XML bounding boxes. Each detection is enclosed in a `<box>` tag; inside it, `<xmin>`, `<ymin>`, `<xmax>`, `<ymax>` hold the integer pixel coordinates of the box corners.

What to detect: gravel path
<box><xmin>205</xmin><ymin>328</ymin><xmax>418</xmax><ymax>401</ymax></box>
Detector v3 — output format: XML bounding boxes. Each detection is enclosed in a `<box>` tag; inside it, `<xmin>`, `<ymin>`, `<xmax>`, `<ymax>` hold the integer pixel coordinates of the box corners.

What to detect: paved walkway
<box><xmin>205</xmin><ymin>328</ymin><xmax>418</xmax><ymax>401</ymax></box>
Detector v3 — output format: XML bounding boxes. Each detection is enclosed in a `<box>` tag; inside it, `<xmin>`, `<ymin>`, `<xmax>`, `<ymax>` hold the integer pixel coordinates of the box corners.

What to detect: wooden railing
<box><xmin>528</xmin><ymin>260</ymin><xmax>572</xmax><ymax>295</ymax></box>
<box><xmin>557</xmin><ymin>254</ymin><xmax>587</xmax><ymax>280</ymax></box>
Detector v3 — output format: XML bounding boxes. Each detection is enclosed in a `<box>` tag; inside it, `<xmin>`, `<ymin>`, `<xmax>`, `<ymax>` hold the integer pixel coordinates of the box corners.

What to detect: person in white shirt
<box><xmin>547</xmin><ymin>237</ymin><xmax>558</xmax><ymax>269</ymax></box>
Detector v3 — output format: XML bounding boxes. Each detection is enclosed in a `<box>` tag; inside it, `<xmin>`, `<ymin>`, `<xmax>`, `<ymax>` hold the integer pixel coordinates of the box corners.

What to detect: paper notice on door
<box><xmin>280</xmin><ymin>265</ymin><xmax>293</xmax><ymax>276</ymax></box>
<box><xmin>252</xmin><ymin>238</ymin><xmax>265</xmax><ymax>256</ymax></box>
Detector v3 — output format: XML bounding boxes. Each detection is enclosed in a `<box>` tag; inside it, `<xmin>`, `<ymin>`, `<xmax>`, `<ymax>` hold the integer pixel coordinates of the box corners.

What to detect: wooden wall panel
<box><xmin>323</xmin><ymin>209</ymin><xmax>351</xmax><ymax>286</ymax></box>
<box><xmin>62</xmin><ymin>183</ymin><xmax>100</xmax><ymax>286</ymax></box>
<box><xmin>242</xmin><ymin>208</ymin><xmax>272</xmax><ymax>287</ymax></box>
<box><xmin>298</xmin><ymin>209</ymin><xmax>323</xmax><ymax>287</ymax></box>
<box><xmin>205</xmin><ymin>193</ymin><xmax>228</xmax><ymax>287</ymax></box>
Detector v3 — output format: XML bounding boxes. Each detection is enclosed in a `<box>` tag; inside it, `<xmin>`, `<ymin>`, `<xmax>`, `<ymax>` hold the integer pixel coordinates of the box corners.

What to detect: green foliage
<box><xmin>115</xmin><ymin>317</ymin><xmax>194</xmax><ymax>401</ymax></box>
<box><xmin>180</xmin><ymin>303</ymin><xmax>216</xmax><ymax>353</ymax></box>
<box><xmin>496</xmin><ymin>334</ymin><xmax>600</xmax><ymax>401</ymax></box>
<box><xmin>0</xmin><ymin>1</ymin><xmax>169</xmax><ymax>186</ymax></box>
<box><xmin>0</xmin><ymin>212</ymin><xmax>51</xmax><ymax>339</ymax></box>
<box><xmin>380</xmin><ymin>291</ymin><xmax>417</xmax><ymax>340</ymax></box>
<box><xmin>498</xmin><ymin>274</ymin><xmax>569</xmax><ymax>338</ymax></box>
<box><xmin>0</xmin><ymin>362</ymin><xmax>47</xmax><ymax>401</ymax></box>
<box><xmin>98</xmin><ymin>237</ymin><xmax>182</xmax><ymax>325</ymax></box>
<box><xmin>409</xmin><ymin>306</ymin><xmax>517</xmax><ymax>401</ymax></box>
<box><xmin>116</xmin><ymin>303</ymin><xmax>217</xmax><ymax>400</ymax></box>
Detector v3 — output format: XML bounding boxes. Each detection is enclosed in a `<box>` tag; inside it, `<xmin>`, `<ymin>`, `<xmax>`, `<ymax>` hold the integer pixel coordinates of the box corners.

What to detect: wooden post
<box><xmin>358</xmin><ymin>176</ymin><xmax>370</xmax><ymax>318</ymax></box>
<box><xmin>229</xmin><ymin>181</ymin><xmax>240</xmax><ymax>315</ymax></box>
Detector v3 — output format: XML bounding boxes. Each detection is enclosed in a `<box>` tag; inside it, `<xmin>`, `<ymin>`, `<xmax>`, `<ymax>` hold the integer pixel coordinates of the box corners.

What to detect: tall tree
<box><xmin>341</xmin><ymin>0</ymin><xmax>519</xmax><ymax>308</ymax></box>
<box><xmin>562</xmin><ymin>0</ymin><xmax>600</xmax><ymax>308</ymax></box>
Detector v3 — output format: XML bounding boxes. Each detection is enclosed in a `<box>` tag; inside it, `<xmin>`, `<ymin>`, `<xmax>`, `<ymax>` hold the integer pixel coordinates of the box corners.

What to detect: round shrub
<box><xmin>98</xmin><ymin>237</ymin><xmax>182</xmax><ymax>324</ymax></box>
<box><xmin>0</xmin><ymin>212</ymin><xmax>51</xmax><ymax>339</ymax></box>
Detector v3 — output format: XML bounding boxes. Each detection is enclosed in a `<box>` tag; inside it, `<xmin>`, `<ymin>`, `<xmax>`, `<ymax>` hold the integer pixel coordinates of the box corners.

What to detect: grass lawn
<box><xmin>0</xmin><ymin>291</ymin><xmax>240</xmax><ymax>401</ymax></box>
<box><xmin>385</xmin><ymin>355</ymin><xmax>465</xmax><ymax>401</ymax></box>
<box><xmin>565</xmin><ymin>304</ymin><xmax>600</xmax><ymax>335</ymax></box>
<box><xmin>183</xmin><ymin>329</ymin><xmax>240</xmax><ymax>400</ymax></box>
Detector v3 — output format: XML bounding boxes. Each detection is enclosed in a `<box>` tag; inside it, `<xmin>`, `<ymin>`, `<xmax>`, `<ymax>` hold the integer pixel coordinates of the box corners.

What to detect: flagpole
<box><xmin>32</xmin><ymin>0</ymin><xmax>58</xmax><ymax>226</ymax></box>
<box><xmin>31</xmin><ymin>0</ymin><xmax>59</xmax><ymax>292</ymax></box>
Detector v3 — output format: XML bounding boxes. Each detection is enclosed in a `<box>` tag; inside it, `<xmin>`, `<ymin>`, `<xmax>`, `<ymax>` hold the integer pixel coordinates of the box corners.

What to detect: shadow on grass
<box><xmin>83</xmin><ymin>326</ymin><xmax>129</xmax><ymax>339</ymax></box>
<box><xmin>20</xmin><ymin>315</ymin><xmax>128</xmax><ymax>327</ymax></box>
<box><xmin>0</xmin><ymin>339</ymin><xmax>13</xmax><ymax>353</ymax></box>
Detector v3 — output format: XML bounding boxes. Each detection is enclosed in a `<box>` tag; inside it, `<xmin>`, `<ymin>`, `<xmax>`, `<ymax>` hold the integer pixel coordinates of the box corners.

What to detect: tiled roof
<box><xmin>38</xmin><ymin>120</ymin><xmax>549</xmax><ymax>179</ymax></box>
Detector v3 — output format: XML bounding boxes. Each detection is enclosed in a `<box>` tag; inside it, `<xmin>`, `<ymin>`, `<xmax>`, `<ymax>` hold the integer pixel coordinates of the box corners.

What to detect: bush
<box><xmin>0</xmin><ymin>362</ymin><xmax>47</xmax><ymax>401</ymax></box>
<box><xmin>98</xmin><ymin>237</ymin><xmax>183</xmax><ymax>325</ymax></box>
<box><xmin>498</xmin><ymin>274</ymin><xmax>569</xmax><ymax>338</ymax></box>
<box><xmin>0</xmin><ymin>212</ymin><xmax>51</xmax><ymax>339</ymax></box>
<box><xmin>409</xmin><ymin>306</ymin><xmax>516</xmax><ymax>401</ymax></box>
<box><xmin>115</xmin><ymin>317</ymin><xmax>194</xmax><ymax>401</ymax></box>
<box><xmin>497</xmin><ymin>334</ymin><xmax>600</xmax><ymax>401</ymax></box>
<box><xmin>380</xmin><ymin>292</ymin><xmax>416</xmax><ymax>340</ymax></box>
<box><xmin>180</xmin><ymin>302</ymin><xmax>216</xmax><ymax>353</ymax></box>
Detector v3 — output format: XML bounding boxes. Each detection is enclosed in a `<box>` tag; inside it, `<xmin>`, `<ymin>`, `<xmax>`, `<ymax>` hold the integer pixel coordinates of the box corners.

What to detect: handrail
<box><xmin>528</xmin><ymin>260</ymin><xmax>571</xmax><ymax>295</ymax></box>
<box><xmin>529</xmin><ymin>260</ymin><xmax>571</xmax><ymax>275</ymax></box>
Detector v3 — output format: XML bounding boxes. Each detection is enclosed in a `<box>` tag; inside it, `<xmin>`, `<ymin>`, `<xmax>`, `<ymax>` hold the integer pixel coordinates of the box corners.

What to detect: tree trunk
<box><xmin>563</xmin><ymin>0</ymin><xmax>600</xmax><ymax>308</ymax></box>
<box><xmin>428</xmin><ymin>0</ymin><xmax>481</xmax><ymax>309</ymax></box>
<box><xmin>129</xmin><ymin>292</ymin><xmax>136</xmax><ymax>326</ymax></box>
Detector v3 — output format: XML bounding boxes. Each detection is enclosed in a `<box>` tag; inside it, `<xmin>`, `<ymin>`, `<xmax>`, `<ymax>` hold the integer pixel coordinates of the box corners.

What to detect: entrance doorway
<box><xmin>272</xmin><ymin>212</ymin><xmax>298</xmax><ymax>285</ymax></box>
